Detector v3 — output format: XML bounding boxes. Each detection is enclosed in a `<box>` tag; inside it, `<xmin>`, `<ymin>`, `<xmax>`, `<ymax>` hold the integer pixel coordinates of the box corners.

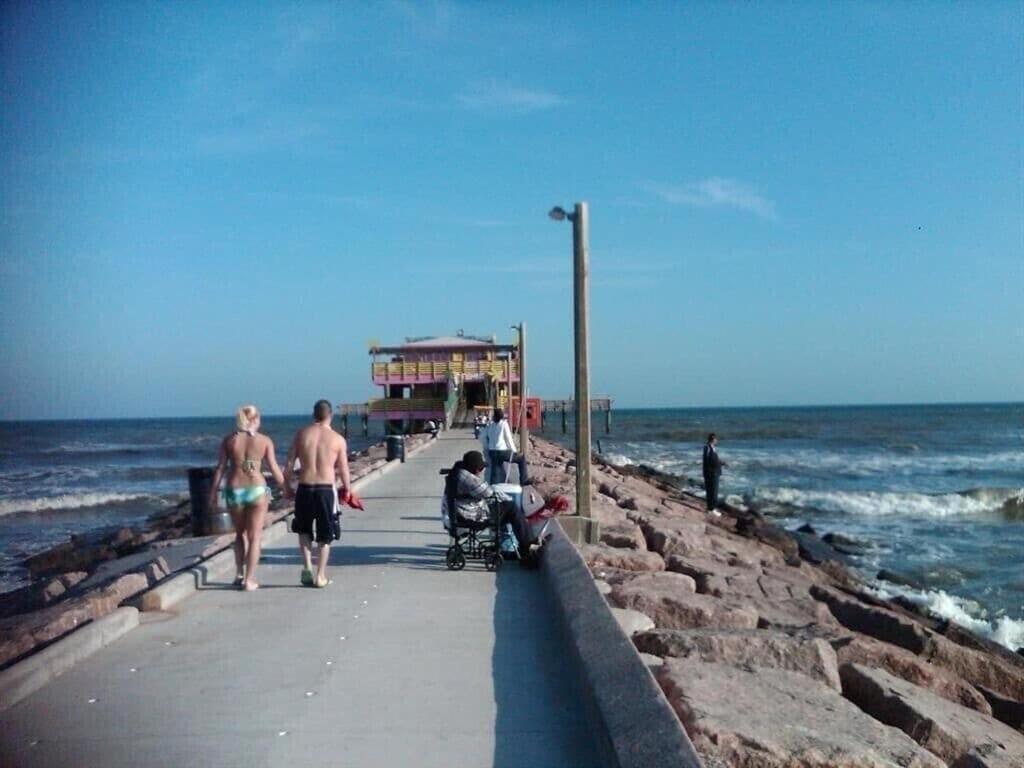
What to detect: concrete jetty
<box><xmin>0</xmin><ymin>432</ymin><xmax>599</xmax><ymax>768</ymax></box>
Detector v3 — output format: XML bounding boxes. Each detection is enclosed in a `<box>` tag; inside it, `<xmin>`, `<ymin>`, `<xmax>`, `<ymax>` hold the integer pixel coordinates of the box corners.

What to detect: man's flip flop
<box><xmin>233</xmin><ymin>575</ymin><xmax>245</xmax><ymax>588</ymax></box>
<box><xmin>300</xmin><ymin>569</ymin><xmax>314</xmax><ymax>587</ymax></box>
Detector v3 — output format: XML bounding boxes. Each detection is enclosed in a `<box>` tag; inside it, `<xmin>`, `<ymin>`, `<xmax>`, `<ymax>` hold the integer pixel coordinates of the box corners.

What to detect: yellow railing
<box><xmin>367</xmin><ymin>398</ymin><xmax>445</xmax><ymax>413</ymax></box>
<box><xmin>371</xmin><ymin>360</ymin><xmax>519</xmax><ymax>379</ymax></box>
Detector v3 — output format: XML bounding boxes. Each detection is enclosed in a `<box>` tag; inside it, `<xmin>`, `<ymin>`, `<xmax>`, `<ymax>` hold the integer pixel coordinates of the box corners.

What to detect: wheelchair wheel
<box><xmin>483</xmin><ymin>550</ymin><xmax>502</xmax><ymax>572</ymax></box>
<box><xmin>446</xmin><ymin>546</ymin><xmax>466</xmax><ymax>571</ymax></box>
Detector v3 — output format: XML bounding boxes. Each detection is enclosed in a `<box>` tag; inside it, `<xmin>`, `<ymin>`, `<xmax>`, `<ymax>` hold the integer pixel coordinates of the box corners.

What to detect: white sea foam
<box><xmin>751</xmin><ymin>486</ymin><xmax>1024</xmax><ymax>518</ymax></box>
<box><xmin>0</xmin><ymin>492</ymin><xmax>157</xmax><ymax>517</ymax></box>
<box><xmin>869</xmin><ymin>582</ymin><xmax>1024</xmax><ymax>652</ymax></box>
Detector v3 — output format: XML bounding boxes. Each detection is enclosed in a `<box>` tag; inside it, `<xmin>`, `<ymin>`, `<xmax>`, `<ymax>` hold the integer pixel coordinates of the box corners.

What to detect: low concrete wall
<box><xmin>540</xmin><ymin>520</ymin><xmax>704</xmax><ymax>768</ymax></box>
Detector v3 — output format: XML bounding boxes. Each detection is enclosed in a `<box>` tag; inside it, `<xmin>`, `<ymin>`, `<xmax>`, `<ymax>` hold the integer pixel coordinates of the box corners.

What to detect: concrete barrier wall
<box><xmin>540</xmin><ymin>520</ymin><xmax>704</xmax><ymax>768</ymax></box>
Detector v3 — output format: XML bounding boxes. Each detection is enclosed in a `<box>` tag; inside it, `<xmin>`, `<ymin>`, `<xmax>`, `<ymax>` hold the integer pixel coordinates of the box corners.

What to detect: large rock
<box><xmin>657</xmin><ymin>660</ymin><xmax>944</xmax><ymax>768</ymax></box>
<box><xmin>835</xmin><ymin>635</ymin><xmax>992</xmax><ymax>715</ymax></box>
<box><xmin>83</xmin><ymin>573</ymin><xmax>149</xmax><ymax>618</ymax></box>
<box><xmin>635</xmin><ymin>627</ymin><xmax>841</xmax><ymax>691</ymax></box>
<box><xmin>705</xmin><ymin>530</ymin><xmax>785</xmax><ymax>569</ymax></box>
<box><xmin>665</xmin><ymin>555</ymin><xmax>751</xmax><ymax>594</ymax></box>
<box><xmin>840</xmin><ymin>663</ymin><xmax>1024</xmax><ymax>767</ymax></box>
<box><xmin>611</xmin><ymin>576</ymin><xmax>757</xmax><ymax>631</ymax></box>
<box><xmin>599</xmin><ymin>521</ymin><xmax>646</xmax><ymax>550</ymax></box>
<box><xmin>976</xmin><ymin>685</ymin><xmax>1024</xmax><ymax>732</ymax></box>
<box><xmin>578</xmin><ymin>544</ymin><xmax>665</xmax><ymax>573</ymax></box>
<box><xmin>811</xmin><ymin>585</ymin><xmax>933</xmax><ymax>654</ymax></box>
<box><xmin>638</xmin><ymin>517</ymin><xmax>708</xmax><ymax>559</ymax></box>
<box><xmin>0</xmin><ymin>599</ymin><xmax>95</xmax><ymax>667</ymax></box>
<box><xmin>926</xmin><ymin>633</ymin><xmax>1024</xmax><ymax>702</ymax></box>
<box><xmin>610</xmin><ymin>608</ymin><xmax>656</xmax><ymax>636</ymax></box>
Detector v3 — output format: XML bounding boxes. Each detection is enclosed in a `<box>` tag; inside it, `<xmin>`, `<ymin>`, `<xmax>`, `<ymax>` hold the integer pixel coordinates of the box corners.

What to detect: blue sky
<box><xmin>1</xmin><ymin>1</ymin><xmax>1021</xmax><ymax>419</ymax></box>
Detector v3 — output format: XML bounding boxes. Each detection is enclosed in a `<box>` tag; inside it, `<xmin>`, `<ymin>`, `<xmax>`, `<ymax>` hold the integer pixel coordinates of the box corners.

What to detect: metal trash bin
<box><xmin>188</xmin><ymin>467</ymin><xmax>233</xmax><ymax>536</ymax></box>
<box><xmin>386</xmin><ymin>435</ymin><xmax>405</xmax><ymax>462</ymax></box>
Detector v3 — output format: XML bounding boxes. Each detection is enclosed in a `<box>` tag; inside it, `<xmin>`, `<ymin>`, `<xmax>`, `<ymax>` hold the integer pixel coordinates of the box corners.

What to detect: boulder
<box><xmin>611</xmin><ymin>577</ymin><xmax>757</xmax><ymax>631</ymax></box>
<box><xmin>792</xmin><ymin>531</ymin><xmax>852</xmax><ymax>565</ymax></box>
<box><xmin>840</xmin><ymin>663</ymin><xmax>1024</xmax><ymax>767</ymax></box>
<box><xmin>926</xmin><ymin>633</ymin><xmax>1024</xmax><ymax>702</ymax></box>
<box><xmin>706</xmin><ymin>530</ymin><xmax>785</xmax><ymax>569</ymax></box>
<box><xmin>593</xmin><ymin>579</ymin><xmax>612</xmax><ymax>596</ymax></box>
<box><xmin>657</xmin><ymin>660</ymin><xmax>944</xmax><ymax>768</ymax></box>
<box><xmin>578</xmin><ymin>544</ymin><xmax>665</xmax><ymax>573</ymax></box>
<box><xmin>744</xmin><ymin>522</ymin><xmax>800</xmax><ymax>566</ymax></box>
<box><xmin>835</xmin><ymin>635</ymin><xmax>992</xmax><ymax>715</ymax></box>
<box><xmin>976</xmin><ymin>685</ymin><xmax>1024</xmax><ymax>732</ymax></box>
<box><xmin>142</xmin><ymin>556</ymin><xmax>170</xmax><ymax>585</ymax></box>
<box><xmin>83</xmin><ymin>573</ymin><xmax>149</xmax><ymax>618</ymax></box>
<box><xmin>40</xmin><ymin>578</ymin><xmax>66</xmax><ymax>604</ymax></box>
<box><xmin>634</xmin><ymin>627</ymin><xmax>841</xmax><ymax>691</ymax></box>
<box><xmin>0</xmin><ymin>599</ymin><xmax>94</xmax><ymax>667</ymax></box>
<box><xmin>610</xmin><ymin>608</ymin><xmax>656</xmax><ymax>636</ymax></box>
<box><xmin>599</xmin><ymin>521</ymin><xmax>646</xmax><ymax>550</ymax></box>
<box><xmin>59</xmin><ymin>571</ymin><xmax>89</xmax><ymax>589</ymax></box>
<box><xmin>811</xmin><ymin>585</ymin><xmax>933</xmax><ymax>654</ymax></box>
<box><xmin>638</xmin><ymin>517</ymin><xmax>708</xmax><ymax>559</ymax></box>
<box><xmin>665</xmin><ymin>555</ymin><xmax>751</xmax><ymax>594</ymax></box>
<box><xmin>638</xmin><ymin>652</ymin><xmax>663</xmax><ymax>669</ymax></box>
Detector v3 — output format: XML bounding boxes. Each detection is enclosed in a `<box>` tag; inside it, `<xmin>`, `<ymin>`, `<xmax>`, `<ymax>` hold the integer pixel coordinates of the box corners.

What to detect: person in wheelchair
<box><xmin>445</xmin><ymin>450</ymin><xmax>534</xmax><ymax>554</ymax></box>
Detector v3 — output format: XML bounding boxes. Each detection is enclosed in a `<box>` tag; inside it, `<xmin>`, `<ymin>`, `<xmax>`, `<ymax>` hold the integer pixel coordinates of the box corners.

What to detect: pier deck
<box><xmin>0</xmin><ymin>431</ymin><xmax>597</xmax><ymax>768</ymax></box>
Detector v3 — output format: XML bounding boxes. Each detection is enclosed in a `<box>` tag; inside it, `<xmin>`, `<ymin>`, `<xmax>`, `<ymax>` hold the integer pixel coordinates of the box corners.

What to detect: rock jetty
<box><xmin>527</xmin><ymin>436</ymin><xmax>1024</xmax><ymax>768</ymax></box>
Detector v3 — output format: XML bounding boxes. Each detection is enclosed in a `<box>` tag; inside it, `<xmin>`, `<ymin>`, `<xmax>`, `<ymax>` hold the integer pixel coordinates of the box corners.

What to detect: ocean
<box><xmin>543</xmin><ymin>403</ymin><xmax>1024</xmax><ymax>651</ymax></box>
<box><xmin>1</xmin><ymin>405</ymin><xmax>1022</xmax><ymax>650</ymax></box>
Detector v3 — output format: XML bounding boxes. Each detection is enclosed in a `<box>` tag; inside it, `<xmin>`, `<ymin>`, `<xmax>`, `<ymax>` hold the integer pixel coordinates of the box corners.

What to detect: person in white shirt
<box><xmin>481</xmin><ymin>408</ymin><xmax>517</xmax><ymax>484</ymax></box>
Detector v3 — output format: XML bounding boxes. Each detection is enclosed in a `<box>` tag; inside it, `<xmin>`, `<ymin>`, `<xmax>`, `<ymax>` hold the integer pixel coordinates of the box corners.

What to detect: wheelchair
<box><xmin>441</xmin><ymin>492</ymin><xmax>503</xmax><ymax>572</ymax></box>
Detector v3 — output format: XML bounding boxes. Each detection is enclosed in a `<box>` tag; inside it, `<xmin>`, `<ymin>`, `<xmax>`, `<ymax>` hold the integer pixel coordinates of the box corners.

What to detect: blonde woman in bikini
<box><xmin>209</xmin><ymin>405</ymin><xmax>287</xmax><ymax>591</ymax></box>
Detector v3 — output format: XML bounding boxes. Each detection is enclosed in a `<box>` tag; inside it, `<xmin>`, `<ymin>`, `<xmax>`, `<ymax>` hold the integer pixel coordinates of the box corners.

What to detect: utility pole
<box><xmin>572</xmin><ymin>202</ymin><xmax>591</xmax><ymax>518</ymax></box>
<box><xmin>517</xmin><ymin>322</ymin><xmax>529</xmax><ymax>460</ymax></box>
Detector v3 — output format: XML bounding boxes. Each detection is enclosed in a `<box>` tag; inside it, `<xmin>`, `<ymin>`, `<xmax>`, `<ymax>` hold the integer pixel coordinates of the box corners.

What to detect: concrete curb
<box><xmin>0</xmin><ymin>607</ymin><xmax>139</xmax><ymax>713</ymax></box>
<box><xmin>541</xmin><ymin>520</ymin><xmax>704</xmax><ymax>768</ymax></box>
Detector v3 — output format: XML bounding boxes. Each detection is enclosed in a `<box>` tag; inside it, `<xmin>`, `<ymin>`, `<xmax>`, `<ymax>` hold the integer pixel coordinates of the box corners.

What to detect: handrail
<box><xmin>371</xmin><ymin>360</ymin><xmax>519</xmax><ymax>379</ymax></box>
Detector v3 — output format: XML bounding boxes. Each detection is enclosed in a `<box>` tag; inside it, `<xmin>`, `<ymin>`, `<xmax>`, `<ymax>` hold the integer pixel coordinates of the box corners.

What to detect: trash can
<box><xmin>386</xmin><ymin>435</ymin><xmax>405</xmax><ymax>462</ymax></box>
<box><xmin>188</xmin><ymin>467</ymin><xmax>233</xmax><ymax>536</ymax></box>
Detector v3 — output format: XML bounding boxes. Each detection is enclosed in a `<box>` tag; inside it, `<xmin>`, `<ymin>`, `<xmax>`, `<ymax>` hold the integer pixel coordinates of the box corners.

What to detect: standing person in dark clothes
<box><xmin>702</xmin><ymin>433</ymin><xmax>727</xmax><ymax>513</ymax></box>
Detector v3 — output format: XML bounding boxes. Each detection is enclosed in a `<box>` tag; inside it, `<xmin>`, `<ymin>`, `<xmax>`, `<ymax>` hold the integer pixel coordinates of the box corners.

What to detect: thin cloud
<box><xmin>646</xmin><ymin>178</ymin><xmax>777</xmax><ymax>221</ymax></box>
<box><xmin>457</xmin><ymin>80</ymin><xmax>564</xmax><ymax>114</ymax></box>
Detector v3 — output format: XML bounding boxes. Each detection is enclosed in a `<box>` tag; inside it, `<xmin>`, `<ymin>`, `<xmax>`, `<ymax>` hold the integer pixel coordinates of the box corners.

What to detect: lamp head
<box><xmin>548</xmin><ymin>206</ymin><xmax>568</xmax><ymax>221</ymax></box>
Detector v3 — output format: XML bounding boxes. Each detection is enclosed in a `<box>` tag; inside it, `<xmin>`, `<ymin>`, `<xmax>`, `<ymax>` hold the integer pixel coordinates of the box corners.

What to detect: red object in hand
<box><xmin>526</xmin><ymin>494</ymin><xmax>570</xmax><ymax>524</ymax></box>
<box><xmin>338</xmin><ymin>488</ymin><xmax>365</xmax><ymax>510</ymax></box>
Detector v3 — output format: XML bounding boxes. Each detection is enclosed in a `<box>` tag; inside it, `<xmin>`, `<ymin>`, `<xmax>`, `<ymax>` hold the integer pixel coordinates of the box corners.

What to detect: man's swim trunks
<box><xmin>292</xmin><ymin>484</ymin><xmax>339</xmax><ymax>543</ymax></box>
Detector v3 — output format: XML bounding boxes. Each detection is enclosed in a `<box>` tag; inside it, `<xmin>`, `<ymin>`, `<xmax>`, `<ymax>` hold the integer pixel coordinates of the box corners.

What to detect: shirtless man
<box><xmin>285</xmin><ymin>399</ymin><xmax>351</xmax><ymax>588</ymax></box>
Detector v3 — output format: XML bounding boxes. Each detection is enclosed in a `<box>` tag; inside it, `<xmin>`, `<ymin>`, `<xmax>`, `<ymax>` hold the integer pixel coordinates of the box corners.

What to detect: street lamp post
<box><xmin>549</xmin><ymin>202</ymin><xmax>591</xmax><ymax>519</ymax></box>
<box><xmin>512</xmin><ymin>322</ymin><xmax>528</xmax><ymax>461</ymax></box>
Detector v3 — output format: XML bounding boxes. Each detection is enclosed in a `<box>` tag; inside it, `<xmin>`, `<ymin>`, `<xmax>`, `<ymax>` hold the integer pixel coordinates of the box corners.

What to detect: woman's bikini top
<box><xmin>236</xmin><ymin>431</ymin><xmax>261</xmax><ymax>476</ymax></box>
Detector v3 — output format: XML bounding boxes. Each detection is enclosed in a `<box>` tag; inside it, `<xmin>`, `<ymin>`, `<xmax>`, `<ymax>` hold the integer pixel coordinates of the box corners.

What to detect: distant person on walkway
<box><xmin>285</xmin><ymin>399</ymin><xmax>351</xmax><ymax>588</ymax></box>
<box><xmin>208</xmin><ymin>404</ymin><xmax>286</xmax><ymax>591</ymax></box>
<box><xmin>425</xmin><ymin>419</ymin><xmax>439</xmax><ymax>439</ymax></box>
<box><xmin>702</xmin><ymin>433</ymin><xmax>727</xmax><ymax>514</ymax></box>
<box><xmin>482</xmin><ymin>408</ymin><xmax>517</xmax><ymax>484</ymax></box>
<box><xmin>446</xmin><ymin>450</ymin><xmax>533</xmax><ymax>554</ymax></box>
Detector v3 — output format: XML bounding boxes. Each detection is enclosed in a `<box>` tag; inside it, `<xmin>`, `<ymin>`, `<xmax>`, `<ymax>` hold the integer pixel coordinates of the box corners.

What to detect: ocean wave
<box><xmin>0</xmin><ymin>492</ymin><xmax>163</xmax><ymax>517</ymax></box>
<box><xmin>868</xmin><ymin>582</ymin><xmax>1024</xmax><ymax>651</ymax></box>
<box><xmin>38</xmin><ymin>435</ymin><xmax>220</xmax><ymax>456</ymax></box>
<box><xmin>750</xmin><ymin>486</ymin><xmax>1024</xmax><ymax>519</ymax></box>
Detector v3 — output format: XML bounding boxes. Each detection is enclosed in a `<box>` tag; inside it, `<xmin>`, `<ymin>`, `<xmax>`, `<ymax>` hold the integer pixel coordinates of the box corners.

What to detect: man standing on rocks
<box><xmin>285</xmin><ymin>399</ymin><xmax>351</xmax><ymax>588</ymax></box>
<box><xmin>702</xmin><ymin>433</ymin><xmax>726</xmax><ymax>514</ymax></box>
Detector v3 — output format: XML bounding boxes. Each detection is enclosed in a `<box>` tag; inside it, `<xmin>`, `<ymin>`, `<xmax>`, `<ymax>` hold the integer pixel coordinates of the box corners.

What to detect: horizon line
<box><xmin>1</xmin><ymin>399</ymin><xmax>1021</xmax><ymax>424</ymax></box>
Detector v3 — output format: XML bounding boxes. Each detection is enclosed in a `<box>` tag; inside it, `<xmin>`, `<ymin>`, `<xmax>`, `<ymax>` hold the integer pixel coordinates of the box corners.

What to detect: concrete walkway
<box><xmin>0</xmin><ymin>432</ymin><xmax>597</xmax><ymax>768</ymax></box>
